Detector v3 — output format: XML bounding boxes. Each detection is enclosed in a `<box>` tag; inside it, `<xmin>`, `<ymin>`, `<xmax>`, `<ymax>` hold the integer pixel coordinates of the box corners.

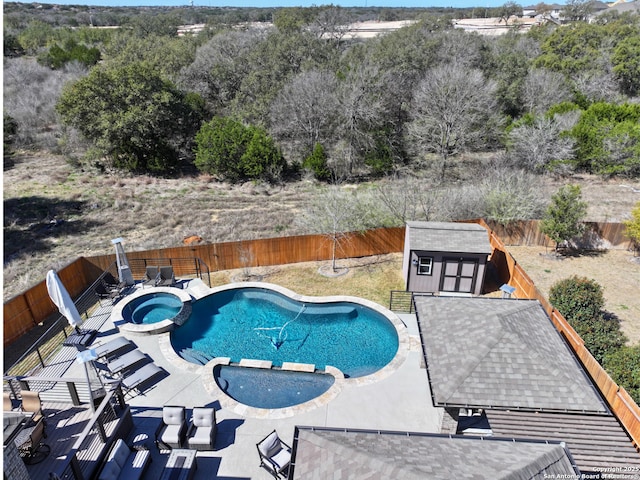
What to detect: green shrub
<box><xmin>540</xmin><ymin>185</ymin><xmax>587</xmax><ymax>252</ymax></box>
<box><xmin>549</xmin><ymin>276</ymin><xmax>605</xmax><ymax>323</ymax></box>
<box><xmin>195</xmin><ymin>117</ymin><xmax>285</xmax><ymax>183</ymax></box>
<box><xmin>303</xmin><ymin>143</ymin><xmax>331</xmax><ymax>181</ymax></box>
<box><xmin>603</xmin><ymin>345</ymin><xmax>640</xmax><ymax>404</ymax></box>
<box><xmin>550</xmin><ymin>276</ymin><xmax>627</xmax><ymax>364</ymax></box>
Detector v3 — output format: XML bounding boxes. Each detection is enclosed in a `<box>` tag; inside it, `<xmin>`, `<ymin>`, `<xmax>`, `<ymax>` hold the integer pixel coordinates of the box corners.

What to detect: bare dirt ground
<box><xmin>507</xmin><ymin>246</ymin><xmax>640</xmax><ymax>345</ymax></box>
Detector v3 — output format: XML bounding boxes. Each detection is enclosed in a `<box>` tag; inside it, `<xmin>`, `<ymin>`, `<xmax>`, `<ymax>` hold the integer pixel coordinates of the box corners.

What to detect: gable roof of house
<box><xmin>290</xmin><ymin>427</ymin><xmax>580</xmax><ymax>480</ymax></box>
<box><xmin>406</xmin><ymin>221</ymin><xmax>492</xmax><ymax>254</ymax></box>
<box><xmin>414</xmin><ymin>296</ymin><xmax>608</xmax><ymax>413</ymax></box>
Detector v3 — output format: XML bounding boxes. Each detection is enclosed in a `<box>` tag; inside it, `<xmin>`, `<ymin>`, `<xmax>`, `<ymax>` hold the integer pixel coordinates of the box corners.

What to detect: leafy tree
<box><xmin>57</xmin><ymin>62</ymin><xmax>204</xmax><ymax>174</ymax></box>
<box><xmin>39</xmin><ymin>39</ymin><xmax>101</xmax><ymax>70</ymax></box>
<box><xmin>195</xmin><ymin>117</ymin><xmax>285</xmax><ymax>183</ymax></box>
<box><xmin>562</xmin><ymin>0</ymin><xmax>594</xmax><ymax>22</ymax></box>
<box><xmin>612</xmin><ymin>34</ymin><xmax>640</xmax><ymax>96</ymax></box>
<box><xmin>603</xmin><ymin>345</ymin><xmax>640</xmax><ymax>404</ymax></box>
<box><xmin>303</xmin><ymin>143</ymin><xmax>331</xmax><ymax>181</ymax></box>
<box><xmin>125</xmin><ymin>12</ymin><xmax>180</xmax><ymax>38</ymax></box>
<box><xmin>549</xmin><ymin>276</ymin><xmax>626</xmax><ymax>364</ymax></box>
<box><xmin>540</xmin><ymin>185</ymin><xmax>588</xmax><ymax>252</ymax></box>
<box><xmin>570</xmin><ymin>102</ymin><xmax>640</xmax><ymax>176</ymax></box>
<box><xmin>102</xmin><ymin>32</ymin><xmax>197</xmax><ymax>80</ymax></box>
<box><xmin>623</xmin><ymin>202</ymin><xmax>640</xmax><ymax>254</ymax></box>
<box><xmin>17</xmin><ymin>20</ymin><xmax>54</xmax><ymax>54</ymax></box>
<box><xmin>498</xmin><ymin>1</ymin><xmax>523</xmax><ymax>24</ymax></box>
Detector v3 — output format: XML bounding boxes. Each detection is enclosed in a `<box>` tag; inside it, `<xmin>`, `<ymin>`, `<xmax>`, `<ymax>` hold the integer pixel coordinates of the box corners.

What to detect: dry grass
<box><xmin>209</xmin><ymin>253</ymin><xmax>405</xmax><ymax>308</ymax></box>
<box><xmin>508</xmin><ymin>246</ymin><xmax>640</xmax><ymax>346</ymax></box>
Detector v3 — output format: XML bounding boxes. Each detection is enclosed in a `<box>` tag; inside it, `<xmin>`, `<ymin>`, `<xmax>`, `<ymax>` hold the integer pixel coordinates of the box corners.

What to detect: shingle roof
<box><xmin>485</xmin><ymin>410</ymin><xmax>640</xmax><ymax>473</ymax></box>
<box><xmin>291</xmin><ymin>427</ymin><xmax>580</xmax><ymax>480</ymax></box>
<box><xmin>407</xmin><ymin>221</ymin><xmax>492</xmax><ymax>254</ymax></box>
<box><xmin>414</xmin><ymin>296</ymin><xmax>608</xmax><ymax>413</ymax></box>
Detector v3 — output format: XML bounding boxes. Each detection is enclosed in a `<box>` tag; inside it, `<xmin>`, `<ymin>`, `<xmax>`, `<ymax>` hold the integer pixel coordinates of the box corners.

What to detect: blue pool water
<box><xmin>214</xmin><ymin>364</ymin><xmax>335</xmax><ymax>409</ymax></box>
<box><xmin>171</xmin><ymin>287</ymin><xmax>399</xmax><ymax>378</ymax></box>
<box><xmin>124</xmin><ymin>293</ymin><xmax>182</xmax><ymax>325</ymax></box>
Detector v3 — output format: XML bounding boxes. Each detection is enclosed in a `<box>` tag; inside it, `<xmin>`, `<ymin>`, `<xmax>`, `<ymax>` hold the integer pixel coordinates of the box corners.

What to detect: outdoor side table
<box><xmin>160</xmin><ymin>448</ymin><xmax>197</xmax><ymax>480</ymax></box>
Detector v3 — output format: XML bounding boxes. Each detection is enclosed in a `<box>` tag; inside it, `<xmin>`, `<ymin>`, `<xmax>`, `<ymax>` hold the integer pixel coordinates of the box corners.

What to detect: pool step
<box><xmin>179</xmin><ymin>348</ymin><xmax>213</xmax><ymax>366</ymax></box>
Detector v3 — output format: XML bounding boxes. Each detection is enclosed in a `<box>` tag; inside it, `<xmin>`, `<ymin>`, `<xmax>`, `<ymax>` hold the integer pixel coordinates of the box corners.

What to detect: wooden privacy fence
<box><xmin>479</xmin><ymin>218</ymin><xmax>640</xmax><ymax>449</ymax></box>
<box><xmin>484</xmin><ymin>219</ymin><xmax>631</xmax><ymax>249</ymax></box>
<box><xmin>83</xmin><ymin>227</ymin><xmax>407</xmax><ymax>273</ymax></box>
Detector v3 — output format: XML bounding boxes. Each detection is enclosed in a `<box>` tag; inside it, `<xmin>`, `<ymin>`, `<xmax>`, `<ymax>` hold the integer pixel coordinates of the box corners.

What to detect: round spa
<box><xmin>171</xmin><ymin>285</ymin><xmax>401</xmax><ymax>379</ymax></box>
<box><xmin>126</xmin><ymin>292</ymin><xmax>182</xmax><ymax>325</ymax></box>
<box><xmin>112</xmin><ymin>287</ymin><xmax>192</xmax><ymax>335</ymax></box>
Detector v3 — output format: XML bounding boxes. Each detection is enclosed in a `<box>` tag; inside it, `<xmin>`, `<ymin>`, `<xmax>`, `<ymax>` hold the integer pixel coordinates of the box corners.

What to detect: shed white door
<box><xmin>440</xmin><ymin>257</ymin><xmax>477</xmax><ymax>293</ymax></box>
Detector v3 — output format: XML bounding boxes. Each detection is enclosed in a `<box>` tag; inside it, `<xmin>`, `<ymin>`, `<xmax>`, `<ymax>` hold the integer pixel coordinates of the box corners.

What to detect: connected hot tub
<box><xmin>111</xmin><ymin>287</ymin><xmax>192</xmax><ymax>335</ymax></box>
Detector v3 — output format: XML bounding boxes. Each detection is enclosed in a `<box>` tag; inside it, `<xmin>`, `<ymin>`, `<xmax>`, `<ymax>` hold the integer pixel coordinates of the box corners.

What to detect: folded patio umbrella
<box><xmin>46</xmin><ymin>269</ymin><xmax>83</xmax><ymax>334</ymax></box>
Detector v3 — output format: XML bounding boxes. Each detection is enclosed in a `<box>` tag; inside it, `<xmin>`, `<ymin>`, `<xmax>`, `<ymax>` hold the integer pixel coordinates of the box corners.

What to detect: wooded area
<box><xmin>4</xmin><ymin>2</ymin><xmax>640</xmax><ymax>180</ymax></box>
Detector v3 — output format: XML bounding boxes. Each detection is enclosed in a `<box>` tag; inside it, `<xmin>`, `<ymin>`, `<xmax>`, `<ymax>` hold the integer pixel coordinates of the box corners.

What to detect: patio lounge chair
<box><xmin>99</xmin><ymin>349</ymin><xmax>148</xmax><ymax>377</ymax></box>
<box><xmin>143</xmin><ymin>266</ymin><xmax>160</xmax><ymax>287</ymax></box>
<box><xmin>94</xmin><ymin>337</ymin><xmax>134</xmax><ymax>360</ymax></box>
<box><xmin>20</xmin><ymin>390</ymin><xmax>46</xmax><ymax>428</ymax></box>
<box><xmin>256</xmin><ymin>430</ymin><xmax>291</xmax><ymax>479</ymax></box>
<box><xmin>103</xmin><ymin>272</ymin><xmax>127</xmax><ymax>290</ymax></box>
<box><xmin>155</xmin><ymin>405</ymin><xmax>187</xmax><ymax>450</ymax></box>
<box><xmin>17</xmin><ymin>418</ymin><xmax>50</xmax><ymax>465</ymax></box>
<box><xmin>187</xmin><ymin>407</ymin><xmax>217</xmax><ymax>450</ymax></box>
<box><xmin>121</xmin><ymin>363</ymin><xmax>163</xmax><ymax>395</ymax></box>
<box><xmin>156</xmin><ymin>266</ymin><xmax>176</xmax><ymax>287</ymax></box>
<box><xmin>95</xmin><ymin>281</ymin><xmax>122</xmax><ymax>305</ymax></box>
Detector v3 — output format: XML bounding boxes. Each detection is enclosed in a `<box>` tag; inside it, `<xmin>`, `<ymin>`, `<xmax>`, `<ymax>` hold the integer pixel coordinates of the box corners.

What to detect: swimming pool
<box><xmin>171</xmin><ymin>286</ymin><xmax>400</xmax><ymax>378</ymax></box>
<box><xmin>214</xmin><ymin>364</ymin><xmax>335</xmax><ymax>409</ymax></box>
<box><xmin>123</xmin><ymin>292</ymin><xmax>182</xmax><ymax>325</ymax></box>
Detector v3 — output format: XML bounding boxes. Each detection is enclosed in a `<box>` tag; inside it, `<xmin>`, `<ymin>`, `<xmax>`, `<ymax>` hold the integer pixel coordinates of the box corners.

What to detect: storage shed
<box><xmin>402</xmin><ymin>221</ymin><xmax>492</xmax><ymax>296</ymax></box>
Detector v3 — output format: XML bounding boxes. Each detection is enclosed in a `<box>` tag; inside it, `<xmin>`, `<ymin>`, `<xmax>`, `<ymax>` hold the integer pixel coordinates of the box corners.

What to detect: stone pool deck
<box><xmin>95</xmin><ymin>280</ymin><xmax>444</xmax><ymax>480</ymax></box>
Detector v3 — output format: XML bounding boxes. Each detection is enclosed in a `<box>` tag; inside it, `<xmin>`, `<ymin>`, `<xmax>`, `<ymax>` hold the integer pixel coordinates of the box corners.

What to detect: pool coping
<box><xmin>158</xmin><ymin>281</ymin><xmax>411</xmax><ymax>418</ymax></box>
<box><xmin>111</xmin><ymin>286</ymin><xmax>192</xmax><ymax>335</ymax></box>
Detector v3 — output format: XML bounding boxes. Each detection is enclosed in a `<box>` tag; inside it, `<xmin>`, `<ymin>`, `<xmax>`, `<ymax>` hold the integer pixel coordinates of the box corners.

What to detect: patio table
<box><xmin>160</xmin><ymin>448</ymin><xmax>197</xmax><ymax>480</ymax></box>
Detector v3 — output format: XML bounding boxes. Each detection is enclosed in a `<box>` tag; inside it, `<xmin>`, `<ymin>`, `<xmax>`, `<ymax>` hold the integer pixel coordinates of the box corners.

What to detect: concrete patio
<box><xmin>42</xmin><ymin>280</ymin><xmax>444</xmax><ymax>479</ymax></box>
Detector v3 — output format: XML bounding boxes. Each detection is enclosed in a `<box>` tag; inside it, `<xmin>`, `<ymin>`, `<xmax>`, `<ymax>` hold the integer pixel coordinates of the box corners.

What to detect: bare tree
<box><xmin>406</xmin><ymin>63</ymin><xmax>501</xmax><ymax>182</ymax></box>
<box><xmin>177</xmin><ymin>28</ymin><xmax>265</xmax><ymax>108</ymax></box>
<box><xmin>574</xmin><ymin>70</ymin><xmax>621</xmax><ymax>104</ymax></box>
<box><xmin>334</xmin><ymin>61</ymin><xmax>390</xmax><ymax>175</ymax></box>
<box><xmin>269</xmin><ymin>70</ymin><xmax>339</xmax><ymax>161</ymax></box>
<box><xmin>507</xmin><ymin>116</ymin><xmax>576</xmax><ymax>173</ymax></box>
<box><xmin>309</xmin><ymin>5</ymin><xmax>351</xmax><ymax>44</ymax></box>
<box><xmin>522</xmin><ymin>68</ymin><xmax>572</xmax><ymax>114</ymax></box>
<box><xmin>375</xmin><ymin>177</ymin><xmax>440</xmax><ymax>224</ymax></box>
<box><xmin>297</xmin><ymin>187</ymin><xmax>374</xmax><ymax>272</ymax></box>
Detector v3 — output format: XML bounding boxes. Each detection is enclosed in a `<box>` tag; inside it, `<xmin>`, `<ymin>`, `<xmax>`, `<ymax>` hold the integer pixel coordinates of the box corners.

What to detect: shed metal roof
<box><xmin>414</xmin><ymin>296</ymin><xmax>608</xmax><ymax>413</ymax></box>
<box><xmin>407</xmin><ymin>221</ymin><xmax>492</xmax><ymax>254</ymax></box>
<box><xmin>290</xmin><ymin>427</ymin><xmax>580</xmax><ymax>480</ymax></box>
<box><xmin>485</xmin><ymin>409</ymin><xmax>640</xmax><ymax>473</ymax></box>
